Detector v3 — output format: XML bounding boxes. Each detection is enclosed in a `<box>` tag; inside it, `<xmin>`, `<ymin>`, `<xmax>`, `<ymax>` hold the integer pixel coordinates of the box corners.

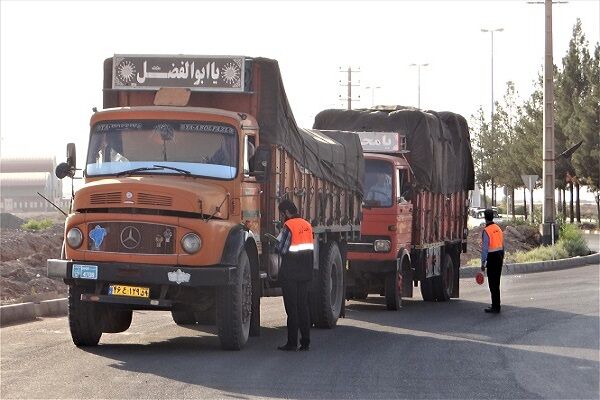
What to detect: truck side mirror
<box><xmin>250</xmin><ymin>145</ymin><xmax>271</xmax><ymax>183</ymax></box>
<box><xmin>56</xmin><ymin>143</ymin><xmax>77</xmax><ymax>179</ymax></box>
<box><xmin>66</xmin><ymin>143</ymin><xmax>76</xmax><ymax>170</ymax></box>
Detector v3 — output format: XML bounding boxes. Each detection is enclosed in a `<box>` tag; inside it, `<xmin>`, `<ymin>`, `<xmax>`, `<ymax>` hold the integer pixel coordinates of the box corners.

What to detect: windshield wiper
<box><xmin>153</xmin><ymin>165</ymin><xmax>191</xmax><ymax>175</ymax></box>
<box><xmin>116</xmin><ymin>165</ymin><xmax>191</xmax><ymax>177</ymax></box>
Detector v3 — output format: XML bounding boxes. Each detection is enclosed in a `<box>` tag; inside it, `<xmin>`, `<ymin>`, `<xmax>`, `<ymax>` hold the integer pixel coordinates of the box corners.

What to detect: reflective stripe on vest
<box><xmin>484</xmin><ymin>223</ymin><xmax>504</xmax><ymax>252</ymax></box>
<box><xmin>284</xmin><ymin>218</ymin><xmax>314</xmax><ymax>253</ymax></box>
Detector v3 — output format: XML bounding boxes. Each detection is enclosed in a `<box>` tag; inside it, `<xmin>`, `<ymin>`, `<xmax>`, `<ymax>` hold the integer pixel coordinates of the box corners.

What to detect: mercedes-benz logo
<box><xmin>120</xmin><ymin>226</ymin><xmax>141</xmax><ymax>249</ymax></box>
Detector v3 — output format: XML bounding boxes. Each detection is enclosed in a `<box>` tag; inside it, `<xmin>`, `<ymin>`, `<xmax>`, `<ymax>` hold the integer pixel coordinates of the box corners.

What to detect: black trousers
<box><xmin>281</xmin><ymin>278</ymin><xmax>310</xmax><ymax>347</ymax></box>
<box><xmin>487</xmin><ymin>251</ymin><xmax>504</xmax><ymax>310</ymax></box>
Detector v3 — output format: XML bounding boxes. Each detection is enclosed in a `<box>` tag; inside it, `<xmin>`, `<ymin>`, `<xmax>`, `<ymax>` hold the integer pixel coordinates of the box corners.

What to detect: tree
<box><xmin>494</xmin><ymin>81</ymin><xmax>525</xmax><ymax>217</ymax></box>
<box><xmin>470</xmin><ymin>107</ymin><xmax>492</xmax><ymax>207</ymax></box>
<box><xmin>572</xmin><ymin>42</ymin><xmax>600</xmax><ymax>225</ymax></box>
<box><xmin>556</xmin><ymin>19</ymin><xmax>598</xmax><ymax>223</ymax></box>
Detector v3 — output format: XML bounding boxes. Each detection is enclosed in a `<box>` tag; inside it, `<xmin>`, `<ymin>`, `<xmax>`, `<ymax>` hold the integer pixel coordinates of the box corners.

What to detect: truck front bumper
<box><xmin>47</xmin><ymin>259</ymin><xmax>236</xmax><ymax>287</ymax></box>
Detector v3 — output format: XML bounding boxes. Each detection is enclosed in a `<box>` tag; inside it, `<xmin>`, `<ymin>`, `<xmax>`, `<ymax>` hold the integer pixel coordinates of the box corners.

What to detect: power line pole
<box><xmin>339</xmin><ymin>66</ymin><xmax>360</xmax><ymax>110</ymax></box>
<box><xmin>528</xmin><ymin>0</ymin><xmax>567</xmax><ymax>244</ymax></box>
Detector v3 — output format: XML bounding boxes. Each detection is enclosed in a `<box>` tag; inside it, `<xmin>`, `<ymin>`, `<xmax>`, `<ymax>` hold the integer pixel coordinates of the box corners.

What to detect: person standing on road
<box><xmin>274</xmin><ymin>199</ymin><xmax>314</xmax><ymax>351</ymax></box>
<box><xmin>481</xmin><ymin>208</ymin><xmax>505</xmax><ymax>313</ymax></box>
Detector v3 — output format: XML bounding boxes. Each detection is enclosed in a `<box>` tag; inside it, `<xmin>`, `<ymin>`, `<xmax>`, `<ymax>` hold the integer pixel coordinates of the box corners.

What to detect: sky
<box><xmin>1</xmin><ymin>0</ymin><xmax>599</xmax><ymax>200</ymax></box>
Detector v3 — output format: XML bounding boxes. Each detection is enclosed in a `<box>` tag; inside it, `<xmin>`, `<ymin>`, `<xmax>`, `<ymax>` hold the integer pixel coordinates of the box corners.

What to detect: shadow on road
<box><xmin>80</xmin><ymin>297</ymin><xmax>599</xmax><ymax>399</ymax></box>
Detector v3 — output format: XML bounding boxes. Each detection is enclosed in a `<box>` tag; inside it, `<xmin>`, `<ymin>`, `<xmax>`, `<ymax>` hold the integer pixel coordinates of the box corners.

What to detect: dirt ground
<box><xmin>1</xmin><ymin>216</ymin><xmax>66</xmax><ymax>305</ymax></box>
<box><xmin>0</xmin><ymin>213</ymin><xmax>540</xmax><ymax>305</ymax></box>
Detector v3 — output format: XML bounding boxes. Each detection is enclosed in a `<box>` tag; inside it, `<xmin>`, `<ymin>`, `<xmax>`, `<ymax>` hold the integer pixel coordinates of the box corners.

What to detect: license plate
<box><xmin>108</xmin><ymin>284</ymin><xmax>149</xmax><ymax>298</ymax></box>
<box><xmin>72</xmin><ymin>264</ymin><xmax>98</xmax><ymax>280</ymax></box>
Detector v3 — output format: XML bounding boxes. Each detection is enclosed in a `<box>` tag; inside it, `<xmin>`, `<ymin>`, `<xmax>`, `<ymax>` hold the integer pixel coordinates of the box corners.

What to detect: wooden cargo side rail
<box><xmin>268</xmin><ymin>146</ymin><xmax>360</xmax><ymax>240</ymax></box>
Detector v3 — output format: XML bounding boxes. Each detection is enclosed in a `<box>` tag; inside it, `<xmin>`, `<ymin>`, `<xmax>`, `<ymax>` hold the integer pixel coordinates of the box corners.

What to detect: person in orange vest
<box><xmin>481</xmin><ymin>208</ymin><xmax>505</xmax><ymax>313</ymax></box>
<box><xmin>274</xmin><ymin>199</ymin><xmax>314</xmax><ymax>351</ymax></box>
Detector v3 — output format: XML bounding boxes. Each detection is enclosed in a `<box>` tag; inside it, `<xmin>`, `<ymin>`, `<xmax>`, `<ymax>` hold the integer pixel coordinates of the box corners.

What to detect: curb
<box><xmin>460</xmin><ymin>252</ymin><xmax>600</xmax><ymax>278</ymax></box>
<box><xmin>0</xmin><ymin>298</ymin><xmax>67</xmax><ymax>327</ymax></box>
<box><xmin>582</xmin><ymin>230</ymin><xmax>600</xmax><ymax>235</ymax></box>
<box><xmin>1</xmin><ymin>253</ymin><xmax>598</xmax><ymax>327</ymax></box>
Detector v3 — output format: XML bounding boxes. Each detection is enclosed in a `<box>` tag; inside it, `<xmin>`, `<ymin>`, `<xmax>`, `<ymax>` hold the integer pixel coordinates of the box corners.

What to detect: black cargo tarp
<box><xmin>312</xmin><ymin>107</ymin><xmax>474</xmax><ymax>194</ymax></box>
<box><xmin>251</xmin><ymin>58</ymin><xmax>363</xmax><ymax>195</ymax></box>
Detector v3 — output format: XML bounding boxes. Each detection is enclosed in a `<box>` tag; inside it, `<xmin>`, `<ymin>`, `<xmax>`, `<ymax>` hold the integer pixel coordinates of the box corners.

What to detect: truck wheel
<box><xmin>68</xmin><ymin>285</ymin><xmax>102</xmax><ymax>346</ymax></box>
<box><xmin>384</xmin><ymin>263</ymin><xmax>402</xmax><ymax>311</ymax></box>
<box><xmin>310</xmin><ymin>241</ymin><xmax>344</xmax><ymax>328</ymax></box>
<box><xmin>216</xmin><ymin>250</ymin><xmax>251</xmax><ymax>350</ymax></box>
<box><xmin>102</xmin><ymin>309</ymin><xmax>133</xmax><ymax>333</ymax></box>
<box><xmin>420</xmin><ymin>277</ymin><xmax>436</xmax><ymax>302</ymax></box>
<box><xmin>171</xmin><ymin>308</ymin><xmax>197</xmax><ymax>325</ymax></box>
<box><xmin>433</xmin><ymin>254</ymin><xmax>454</xmax><ymax>301</ymax></box>
<box><xmin>249</xmin><ymin>255</ymin><xmax>261</xmax><ymax>337</ymax></box>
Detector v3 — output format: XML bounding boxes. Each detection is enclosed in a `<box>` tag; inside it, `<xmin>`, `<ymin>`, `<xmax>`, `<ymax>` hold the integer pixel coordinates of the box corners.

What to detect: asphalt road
<box><xmin>1</xmin><ymin>265</ymin><xmax>598</xmax><ymax>399</ymax></box>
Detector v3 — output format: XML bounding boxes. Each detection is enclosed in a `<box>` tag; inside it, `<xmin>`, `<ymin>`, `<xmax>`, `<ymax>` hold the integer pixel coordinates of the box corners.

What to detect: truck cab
<box><xmin>345</xmin><ymin>132</ymin><xmax>414</xmax><ymax>310</ymax></box>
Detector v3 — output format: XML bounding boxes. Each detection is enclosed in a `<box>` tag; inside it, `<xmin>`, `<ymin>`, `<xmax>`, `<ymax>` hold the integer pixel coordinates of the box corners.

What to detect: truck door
<box><xmin>396</xmin><ymin>167</ymin><xmax>412</xmax><ymax>249</ymax></box>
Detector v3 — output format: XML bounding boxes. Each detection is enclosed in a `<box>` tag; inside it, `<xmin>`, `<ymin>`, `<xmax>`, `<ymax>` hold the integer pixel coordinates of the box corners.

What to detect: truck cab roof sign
<box><xmin>112</xmin><ymin>55</ymin><xmax>245</xmax><ymax>92</ymax></box>
<box><xmin>356</xmin><ymin>131</ymin><xmax>406</xmax><ymax>152</ymax></box>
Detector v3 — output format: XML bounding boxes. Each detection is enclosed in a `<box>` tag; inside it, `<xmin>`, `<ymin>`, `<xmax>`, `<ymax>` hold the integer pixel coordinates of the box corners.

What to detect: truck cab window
<box><xmin>86</xmin><ymin>120</ymin><xmax>238</xmax><ymax>179</ymax></box>
<box><xmin>399</xmin><ymin>169</ymin><xmax>411</xmax><ymax>202</ymax></box>
<box><xmin>244</xmin><ymin>135</ymin><xmax>256</xmax><ymax>175</ymax></box>
<box><xmin>364</xmin><ymin>159</ymin><xmax>393</xmax><ymax>208</ymax></box>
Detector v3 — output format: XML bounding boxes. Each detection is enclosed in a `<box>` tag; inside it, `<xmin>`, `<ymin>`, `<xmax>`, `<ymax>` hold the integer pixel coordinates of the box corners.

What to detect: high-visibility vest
<box><xmin>484</xmin><ymin>223</ymin><xmax>504</xmax><ymax>252</ymax></box>
<box><xmin>284</xmin><ymin>217</ymin><xmax>314</xmax><ymax>253</ymax></box>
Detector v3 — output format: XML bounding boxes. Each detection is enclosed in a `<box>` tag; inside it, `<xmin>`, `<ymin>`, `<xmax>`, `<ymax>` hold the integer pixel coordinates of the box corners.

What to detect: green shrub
<box><xmin>513</xmin><ymin>242</ymin><xmax>569</xmax><ymax>263</ymax></box>
<box><xmin>559</xmin><ymin>224</ymin><xmax>590</xmax><ymax>256</ymax></box>
<box><xmin>21</xmin><ymin>218</ymin><xmax>54</xmax><ymax>231</ymax></box>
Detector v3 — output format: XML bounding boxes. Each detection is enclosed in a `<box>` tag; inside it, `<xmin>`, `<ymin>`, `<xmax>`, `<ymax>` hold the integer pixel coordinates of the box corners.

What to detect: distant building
<box><xmin>0</xmin><ymin>156</ymin><xmax>68</xmax><ymax>212</ymax></box>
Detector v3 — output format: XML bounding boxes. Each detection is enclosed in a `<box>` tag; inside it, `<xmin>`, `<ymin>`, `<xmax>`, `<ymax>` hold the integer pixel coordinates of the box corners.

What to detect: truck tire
<box><xmin>68</xmin><ymin>285</ymin><xmax>102</xmax><ymax>346</ymax></box>
<box><xmin>420</xmin><ymin>277</ymin><xmax>436</xmax><ymax>302</ymax></box>
<box><xmin>310</xmin><ymin>241</ymin><xmax>344</xmax><ymax>328</ymax></box>
<box><xmin>433</xmin><ymin>254</ymin><xmax>454</xmax><ymax>302</ymax></box>
<box><xmin>171</xmin><ymin>307</ymin><xmax>216</xmax><ymax>326</ymax></box>
<box><xmin>171</xmin><ymin>309</ymin><xmax>197</xmax><ymax>325</ymax></box>
<box><xmin>216</xmin><ymin>250</ymin><xmax>251</xmax><ymax>350</ymax></box>
<box><xmin>102</xmin><ymin>309</ymin><xmax>133</xmax><ymax>333</ymax></box>
<box><xmin>384</xmin><ymin>262</ymin><xmax>402</xmax><ymax>311</ymax></box>
<box><xmin>249</xmin><ymin>256</ymin><xmax>261</xmax><ymax>337</ymax></box>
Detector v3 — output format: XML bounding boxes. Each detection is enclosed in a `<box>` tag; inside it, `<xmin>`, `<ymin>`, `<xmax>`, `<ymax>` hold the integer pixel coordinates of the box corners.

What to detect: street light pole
<box><xmin>365</xmin><ymin>85</ymin><xmax>381</xmax><ymax>107</ymax></box>
<box><xmin>409</xmin><ymin>63</ymin><xmax>429</xmax><ymax>109</ymax></box>
<box><xmin>481</xmin><ymin>27</ymin><xmax>503</xmax><ymax>206</ymax></box>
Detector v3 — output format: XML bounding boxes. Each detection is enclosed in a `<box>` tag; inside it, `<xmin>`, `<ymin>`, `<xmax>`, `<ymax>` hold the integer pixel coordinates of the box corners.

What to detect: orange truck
<box><xmin>48</xmin><ymin>55</ymin><xmax>363</xmax><ymax>350</ymax></box>
<box><xmin>313</xmin><ymin>107</ymin><xmax>474</xmax><ymax>309</ymax></box>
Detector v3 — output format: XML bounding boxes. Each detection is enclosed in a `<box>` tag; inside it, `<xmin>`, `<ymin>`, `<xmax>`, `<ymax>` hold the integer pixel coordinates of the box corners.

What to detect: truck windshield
<box><xmin>364</xmin><ymin>159</ymin><xmax>393</xmax><ymax>208</ymax></box>
<box><xmin>86</xmin><ymin>120</ymin><xmax>238</xmax><ymax>179</ymax></box>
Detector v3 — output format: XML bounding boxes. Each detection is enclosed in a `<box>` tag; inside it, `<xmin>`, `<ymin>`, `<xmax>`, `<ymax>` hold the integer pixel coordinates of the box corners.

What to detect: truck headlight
<box><xmin>66</xmin><ymin>228</ymin><xmax>83</xmax><ymax>249</ymax></box>
<box><xmin>373</xmin><ymin>239</ymin><xmax>391</xmax><ymax>253</ymax></box>
<box><xmin>181</xmin><ymin>233</ymin><xmax>202</xmax><ymax>254</ymax></box>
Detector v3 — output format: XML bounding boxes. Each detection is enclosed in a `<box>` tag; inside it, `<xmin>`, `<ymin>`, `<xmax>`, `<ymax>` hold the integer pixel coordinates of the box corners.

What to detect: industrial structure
<box><xmin>0</xmin><ymin>156</ymin><xmax>68</xmax><ymax>212</ymax></box>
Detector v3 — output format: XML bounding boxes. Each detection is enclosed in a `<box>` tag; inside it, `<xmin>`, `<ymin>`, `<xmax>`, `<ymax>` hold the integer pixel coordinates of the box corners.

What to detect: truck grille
<box><xmin>87</xmin><ymin>222</ymin><xmax>175</xmax><ymax>254</ymax></box>
<box><xmin>90</xmin><ymin>192</ymin><xmax>121</xmax><ymax>204</ymax></box>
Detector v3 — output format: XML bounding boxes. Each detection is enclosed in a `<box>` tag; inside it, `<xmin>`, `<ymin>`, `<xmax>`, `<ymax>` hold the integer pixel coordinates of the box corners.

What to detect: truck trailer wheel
<box><xmin>433</xmin><ymin>254</ymin><xmax>454</xmax><ymax>302</ymax></box>
<box><xmin>102</xmin><ymin>309</ymin><xmax>133</xmax><ymax>333</ymax></box>
<box><xmin>384</xmin><ymin>262</ymin><xmax>402</xmax><ymax>311</ymax></box>
<box><xmin>420</xmin><ymin>278</ymin><xmax>436</xmax><ymax>302</ymax></box>
<box><xmin>310</xmin><ymin>241</ymin><xmax>344</xmax><ymax>328</ymax></box>
<box><xmin>171</xmin><ymin>308</ymin><xmax>197</xmax><ymax>325</ymax></box>
<box><xmin>68</xmin><ymin>285</ymin><xmax>102</xmax><ymax>346</ymax></box>
<box><xmin>216</xmin><ymin>250</ymin><xmax>251</xmax><ymax>350</ymax></box>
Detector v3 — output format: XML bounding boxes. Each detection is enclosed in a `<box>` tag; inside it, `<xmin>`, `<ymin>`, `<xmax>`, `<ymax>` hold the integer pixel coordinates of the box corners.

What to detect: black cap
<box><xmin>484</xmin><ymin>208</ymin><xmax>494</xmax><ymax>221</ymax></box>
